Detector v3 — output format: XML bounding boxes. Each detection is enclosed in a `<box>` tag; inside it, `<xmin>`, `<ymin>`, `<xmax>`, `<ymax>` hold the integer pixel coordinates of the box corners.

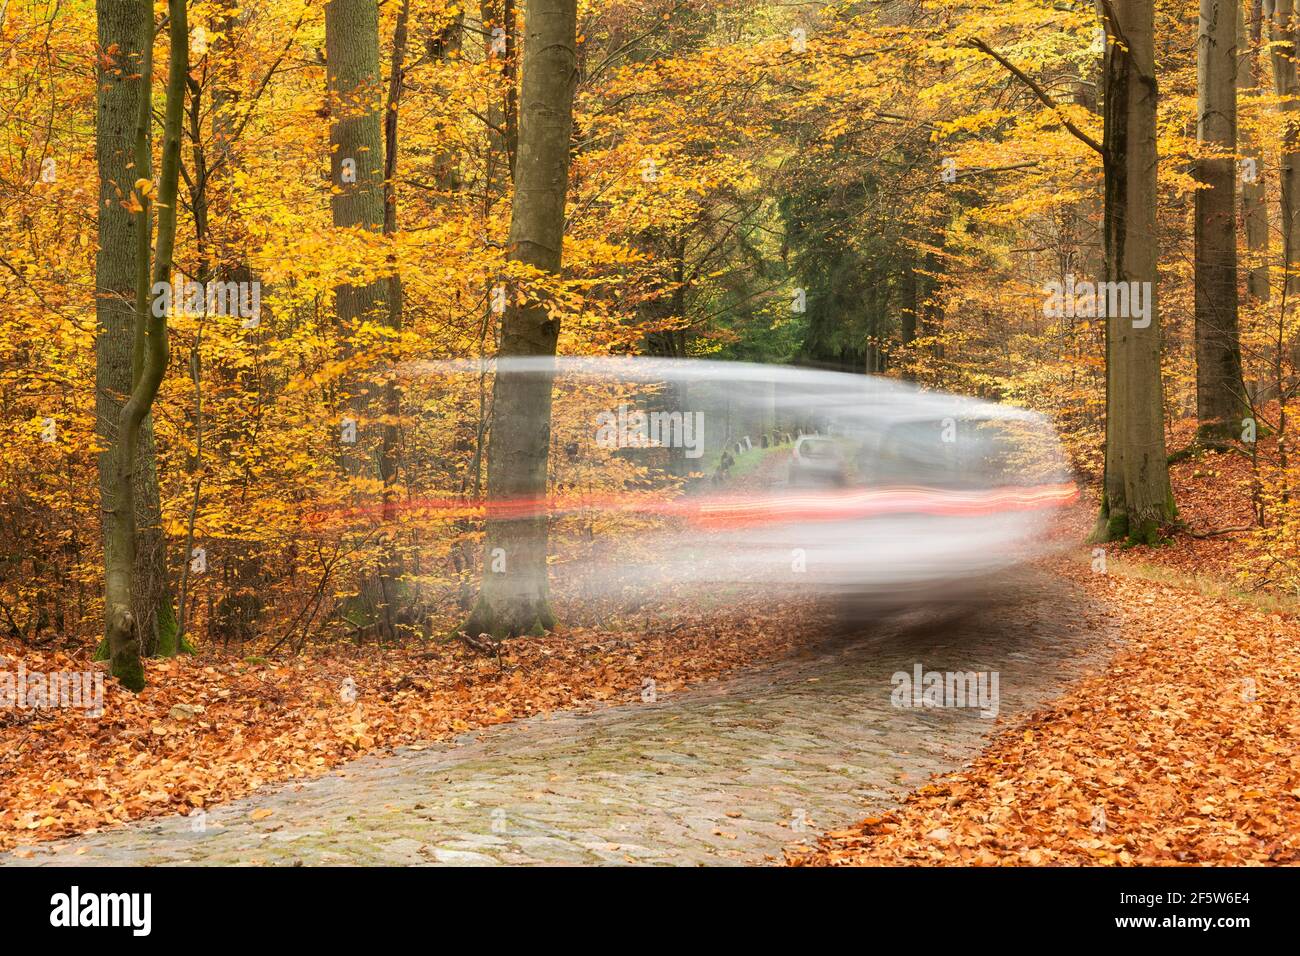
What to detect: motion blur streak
<box><xmin>337</xmin><ymin>358</ymin><xmax>1080</xmax><ymax>604</ymax></box>
<box><xmin>308</xmin><ymin>484</ymin><xmax>1078</xmax><ymax>526</ymax></box>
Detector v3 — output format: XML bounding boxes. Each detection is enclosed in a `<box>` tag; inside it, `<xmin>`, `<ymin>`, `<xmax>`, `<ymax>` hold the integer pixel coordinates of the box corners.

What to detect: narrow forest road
<box><xmin>8</xmin><ymin>570</ymin><xmax>1118</xmax><ymax>866</ymax></box>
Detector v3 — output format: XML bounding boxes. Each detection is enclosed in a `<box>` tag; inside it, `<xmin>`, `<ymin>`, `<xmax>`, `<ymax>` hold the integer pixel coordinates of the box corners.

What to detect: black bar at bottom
<box><xmin>0</xmin><ymin>864</ymin><xmax>1278</xmax><ymax>943</ymax></box>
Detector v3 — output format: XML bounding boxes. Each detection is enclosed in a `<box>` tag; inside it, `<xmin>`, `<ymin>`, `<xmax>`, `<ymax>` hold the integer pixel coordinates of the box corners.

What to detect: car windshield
<box><xmin>870</xmin><ymin>418</ymin><xmax>1066</xmax><ymax>489</ymax></box>
<box><xmin>799</xmin><ymin>439</ymin><xmax>839</xmax><ymax>460</ymax></box>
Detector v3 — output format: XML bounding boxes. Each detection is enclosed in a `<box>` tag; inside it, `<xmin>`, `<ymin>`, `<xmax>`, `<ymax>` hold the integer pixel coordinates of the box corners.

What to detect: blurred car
<box><xmin>788</xmin><ymin>435</ymin><xmax>849</xmax><ymax>487</ymax></box>
<box><xmin>398</xmin><ymin>357</ymin><xmax>1078</xmax><ymax>609</ymax></box>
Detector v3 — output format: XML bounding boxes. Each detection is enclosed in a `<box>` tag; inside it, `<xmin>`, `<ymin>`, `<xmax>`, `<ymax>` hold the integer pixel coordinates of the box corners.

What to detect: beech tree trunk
<box><xmin>462</xmin><ymin>0</ymin><xmax>578</xmax><ymax>638</ymax></box>
<box><xmin>481</xmin><ymin>0</ymin><xmax>519</xmax><ymax>183</ymax></box>
<box><xmin>898</xmin><ymin>263</ymin><xmax>918</xmax><ymax>379</ymax></box>
<box><xmin>95</xmin><ymin>0</ymin><xmax>171</xmax><ymax>676</ymax></box>
<box><xmin>326</xmin><ymin>0</ymin><xmax>386</xmax><ymax>390</ymax></box>
<box><xmin>1194</xmin><ymin>0</ymin><xmax>1247</xmax><ymax>440</ymax></box>
<box><xmin>1241</xmin><ymin>0</ymin><xmax>1270</xmax><ymax>304</ymax></box>
<box><xmin>103</xmin><ymin>0</ymin><xmax>188</xmax><ymax>690</ymax></box>
<box><xmin>325</xmin><ymin>0</ymin><xmax>397</xmax><ymax>638</ymax></box>
<box><xmin>1094</xmin><ymin>0</ymin><xmax>1175</xmax><ymax>544</ymax></box>
<box><xmin>921</xmin><ymin>227</ymin><xmax>947</xmax><ymax>364</ymax></box>
<box><xmin>1269</xmin><ymin>0</ymin><xmax>1300</xmax><ymax>295</ymax></box>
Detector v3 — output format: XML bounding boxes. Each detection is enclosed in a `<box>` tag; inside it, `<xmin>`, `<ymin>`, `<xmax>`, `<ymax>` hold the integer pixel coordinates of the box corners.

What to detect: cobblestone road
<box><xmin>9</xmin><ymin>572</ymin><xmax>1117</xmax><ymax>866</ymax></box>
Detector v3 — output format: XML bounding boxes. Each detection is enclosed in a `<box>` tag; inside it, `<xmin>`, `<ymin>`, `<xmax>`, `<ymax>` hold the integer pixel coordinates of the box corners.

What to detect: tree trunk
<box><xmin>921</xmin><ymin>231</ymin><xmax>946</xmax><ymax>364</ymax></box>
<box><xmin>375</xmin><ymin>0</ymin><xmax>413</xmax><ymax>641</ymax></box>
<box><xmin>461</xmin><ymin>0</ymin><xmax>578</xmax><ymax>639</ymax></box>
<box><xmin>899</xmin><ymin>264</ymin><xmax>918</xmax><ymax>379</ymax></box>
<box><xmin>1094</xmin><ymin>0</ymin><xmax>1175</xmax><ymax>544</ymax></box>
<box><xmin>104</xmin><ymin>0</ymin><xmax>189</xmax><ymax>690</ymax></box>
<box><xmin>325</xmin><ymin>0</ymin><xmax>394</xmax><ymax>637</ymax></box>
<box><xmin>326</xmin><ymin>0</ymin><xmax>387</xmax><ymax>399</ymax></box>
<box><xmin>481</xmin><ymin>0</ymin><xmax>519</xmax><ymax>183</ymax></box>
<box><xmin>1241</xmin><ymin>0</ymin><xmax>1270</xmax><ymax>304</ymax></box>
<box><xmin>1194</xmin><ymin>0</ymin><xmax>1246</xmax><ymax>441</ymax></box>
<box><xmin>1270</xmin><ymin>0</ymin><xmax>1300</xmax><ymax>295</ymax></box>
<box><xmin>95</xmin><ymin>0</ymin><xmax>171</xmax><ymax>676</ymax></box>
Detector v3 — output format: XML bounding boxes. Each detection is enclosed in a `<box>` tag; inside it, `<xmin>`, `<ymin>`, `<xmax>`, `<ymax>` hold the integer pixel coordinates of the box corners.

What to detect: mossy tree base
<box><xmin>1196</xmin><ymin>419</ymin><xmax>1244</xmax><ymax>446</ymax></box>
<box><xmin>153</xmin><ymin>600</ymin><xmax>196</xmax><ymax>657</ymax></box>
<box><xmin>93</xmin><ymin>598</ymin><xmax>193</xmax><ymax>678</ymax></box>
<box><xmin>110</xmin><ymin>651</ymin><xmax>146</xmax><ymax>692</ymax></box>
<box><xmin>105</xmin><ymin>605</ymin><xmax>146</xmax><ymax>692</ymax></box>
<box><xmin>457</xmin><ymin>593</ymin><xmax>556</xmax><ymax>642</ymax></box>
<box><xmin>1088</xmin><ymin>495</ymin><xmax>1176</xmax><ymax>547</ymax></box>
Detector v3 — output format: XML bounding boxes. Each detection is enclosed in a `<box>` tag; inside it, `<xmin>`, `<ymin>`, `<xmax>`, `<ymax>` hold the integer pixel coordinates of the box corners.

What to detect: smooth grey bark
<box><xmin>325</xmin><ymin>0</ymin><xmax>387</xmax><ymax>383</ymax></box>
<box><xmin>462</xmin><ymin>0</ymin><xmax>578</xmax><ymax>638</ymax></box>
<box><xmin>325</xmin><ymin>0</ymin><xmax>397</xmax><ymax>638</ymax></box>
<box><xmin>104</xmin><ymin>0</ymin><xmax>189</xmax><ymax>690</ymax></box>
<box><xmin>378</xmin><ymin>0</ymin><xmax>412</xmax><ymax>641</ymax></box>
<box><xmin>95</xmin><ymin>0</ymin><xmax>169</xmax><ymax>676</ymax></box>
<box><xmin>1241</xmin><ymin>0</ymin><xmax>1270</xmax><ymax>304</ymax></box>
<box><xmin>968</xmin><ymin>9</ymin><xmax>1174</xmax><ymax>542</ymax></box>
<box><xmin>1268</xmin><ymin>0</ymin><xmax>1300</xmax><ymax>295</ymax></box>
<box><xmin>481</xmin><ymin>0</ymin><xmax>519</xmax><ymax>182</ymax></box>
<box><xmin>1194</xmin><ymin>0</ymin><xmax>1247</xmax><ymax>440</ymax></box>
<box><xmin>1095</xmin><ymin>0</ymin><xmax>1174</xmax><ymax>544</ymax></box>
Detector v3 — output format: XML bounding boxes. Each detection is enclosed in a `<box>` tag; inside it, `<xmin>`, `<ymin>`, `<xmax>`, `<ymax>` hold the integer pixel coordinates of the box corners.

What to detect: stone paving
<box><xmin>7</xmin><ymin>572</ymin><xmax>1118</xmax><ymax>866</ymax></box>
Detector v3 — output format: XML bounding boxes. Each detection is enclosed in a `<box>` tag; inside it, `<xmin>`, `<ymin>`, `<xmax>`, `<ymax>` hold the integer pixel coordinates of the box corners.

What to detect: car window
<box><xmin>799</xmin><ymin>439</ymin><xmax>838</xmax><ymax>460</ymax></box>
<box><xmin>872</xmin><ymin>418</ymin><xmax>1066</xmax><ymax>488</ymax></box>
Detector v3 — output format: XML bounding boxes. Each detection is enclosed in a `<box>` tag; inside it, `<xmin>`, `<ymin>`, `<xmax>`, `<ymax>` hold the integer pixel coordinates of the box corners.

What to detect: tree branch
<box><xmin>964</xmin><ymin>37</ymin><xmax>1105</xmax><ymax>155</ymax></box>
